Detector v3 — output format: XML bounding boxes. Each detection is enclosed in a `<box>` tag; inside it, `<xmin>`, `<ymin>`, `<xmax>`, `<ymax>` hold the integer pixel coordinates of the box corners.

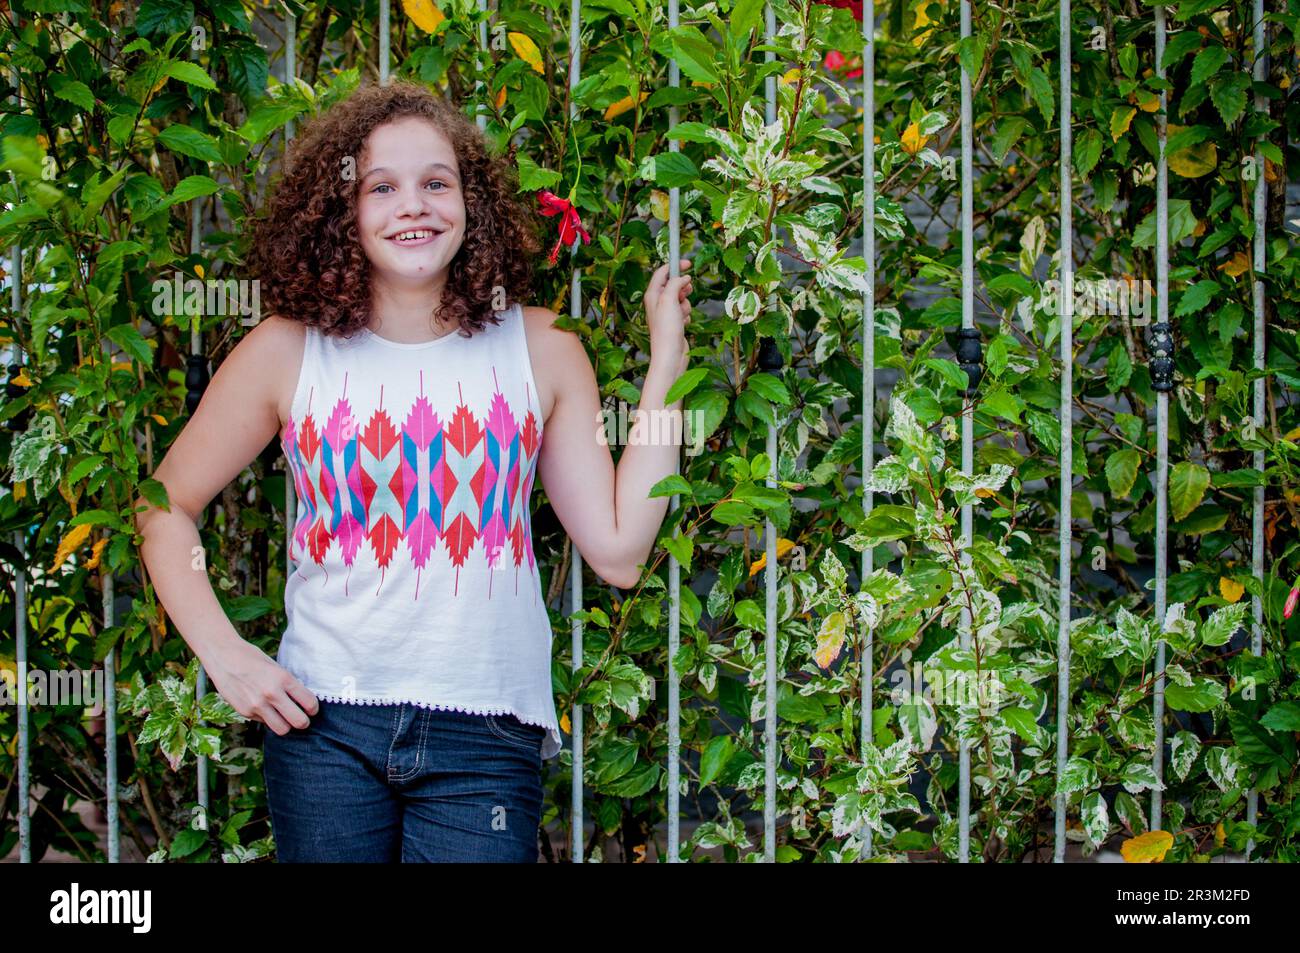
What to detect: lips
<box><xmin>386</xmin><ymin>228</ymin><xmax>444</xmax><ymax>247</ymax></box>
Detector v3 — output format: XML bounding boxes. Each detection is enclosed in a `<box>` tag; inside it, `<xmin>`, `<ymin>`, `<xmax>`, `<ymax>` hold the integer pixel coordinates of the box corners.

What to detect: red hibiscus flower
<box><xmin>823</xmin><ymin>49</ymin><xmax>864</xmax><ymax>80</ymax></box>
<box><xmin>1286</xmin><ymin>584</ymin><xmax>1300</xmax><ymax>620</ymax></box>
<box><xmin>816</xmin><ymin>0</ymin><xmax>864</xmax><ymax>21</ymax></box>
<box><xmin>537</xmin><ymin>189</ymin><xmax>592</xmax><ymax>265</ymax></box>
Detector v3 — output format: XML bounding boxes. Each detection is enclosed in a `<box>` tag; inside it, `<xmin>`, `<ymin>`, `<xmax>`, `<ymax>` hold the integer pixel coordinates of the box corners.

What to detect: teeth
<box><xmin>393</xmin><ymin>230</ymin><xmax>436</xmax><ymax>242</ymax></box>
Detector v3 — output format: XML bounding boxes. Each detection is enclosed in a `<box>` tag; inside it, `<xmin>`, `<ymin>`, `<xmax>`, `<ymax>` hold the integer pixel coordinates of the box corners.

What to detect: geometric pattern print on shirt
<box><xmin>281</xmin><ymin>365</ymin><xmax>542</xmax><ymax>601</ymax></box>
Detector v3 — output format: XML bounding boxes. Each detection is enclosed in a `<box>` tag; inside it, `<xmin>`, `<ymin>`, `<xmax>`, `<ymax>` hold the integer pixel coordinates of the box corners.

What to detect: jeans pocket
<box><xmin>486</xmin><ymin>713</ymin><xmax>546</xmax><ymax>750</ymax></box>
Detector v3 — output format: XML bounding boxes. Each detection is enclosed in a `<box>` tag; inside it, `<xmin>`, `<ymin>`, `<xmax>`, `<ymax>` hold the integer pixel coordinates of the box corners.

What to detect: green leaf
<box><xmin>1105</xmin><ymin>449</ymin><xmax>1141</xmax><ymax>499</ymax></box>
<box><xmin>164</xmin><ymin>175</ymin><xmax>221</xmax><ymax>208</ymax></box>
<box><xmin>745</xmin><ymin>372</ymin><xmax>790</xmax><ymax>405</ymax></box>
<box><xmin>1259</xmin><ymin>702</ymin><xmax>1300</xmax><ymax>733</ymax></box>
<box><xmin>648</xmin><ymin>474</ymin><xmax>693</xmax><ymax>499</ymax></box>
<box><xmin>651</xmin><ymin>26</ymin><xmax>720</xmax><ymax>85</ymax></box>
<box><xmin>1189</xmin><ymin>45</ymin><xmax>1229</xmax><ymax>89</ymax></box>
<box><xmin>1169</xmin><ymin>461</ymin><xmax>1210</xmax><ymax>521</ymax></box>
<box><xmin>52</xmin><ymin>78</ymin><xmax>96</xmax><ymax>113</ymax></box>
<box><xmin>699</xmin><ymin>735</ymin><xmax>735</xmax><ymax>786</ymax></box>
<box><xmin>1074</xmin><ymin>128</ymin><xmax>1103</xmax><ymax>178</ymax></box>
<box><xmin>1208</xmin><ymin>72</ymin><xmax>1249</xmax><ymax>126</ymax></box>
<box><xmin>648</xmin><ymin>151</ymin><xmax>699</xmax><ymax>188</ymax></box>
<box><xmin>1173</xmin><ymin>279</ymin><xmax>1220</xmax><ymax>316</ymax></box>
<box><xmin>1165</xmin><ymin>677</ymin><xmax>1226</xmax><ymax>713</ymax></box>
<box><xmin>665</xmin><ymin>366</ymin><xmax>709</xmax><ymax>404</ymax></box>
<box><xmin>106</xmin><ymin>324</ymin><xmax>152</xmax><ymax>365</ymax></box>
<box><xmin>135</xmin><ymin>0</ymin><xmax>195</xmax><ymax>37</ymax></box>
<box><xmin>1026</xmin><ymin>67</ymin><xmax>1054</xmax><ymax>125</ymax></box>
<box><xmin>158</xmin><ymin>125</ymin><xmax>223</xmax><ymax>164</ymax></box>
<box><xmin>990</xmin><ymin>117</ymin><xmax>1029</xmax><ymax>163</ymax></box>
<box><xmin>1002</xmin><ymin>707</ymin><xmax>1042</xmax><ymax>744</ymax></box>
<box><xmin>219</xmin><ymin>38</ymin><xmax>270</xmax><ymax>103</ymax></box>
<box><xmin>166</xmin><ymin>60</ymin><xmax>217</xmax><ymax>90</ymax></box>
<box><xmin>515</xmin><ymin>153</ymin><xmax>562</xmax><ymax>191</ymax></box>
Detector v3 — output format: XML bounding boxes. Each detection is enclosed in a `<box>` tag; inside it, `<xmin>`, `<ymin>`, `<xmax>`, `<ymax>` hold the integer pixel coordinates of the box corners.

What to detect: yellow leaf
<box><xmin>749</xmin><ymin>538</ymin><xmax>797</xmax><ymax>577</ymax></box>
<box><xmin>604</xmin><ymin>91</ymin><xmax>648</xmax><ymax>121</ymax></box>
<box><xmin>975</xmin><ymin>487</ymin><xmax>995</xmax><ymax>499</ymax></box>
<box><xmin>111</xmin><ymin>361</ymin><xmax>134</xmax><ymax>374</ymax></box>
<box><xmin>1167</xmin><ymin>124</ymin><xmax>1218</xmax><ymax>178</ymax></box>
<box><xmin>400</xmin><ymin>0</ymin><xmax>445</xmax><ymax>34</ymax></box>
<box><xmin>1283</xmin><ymin>425</ymin><xmax>1300</xmax><ymax>442</ymax></box>
<box><xmin>1191</xmin><ymin>218</ymin><xmax>1205</xmax><ymax>238</ymax></box>
<box><xmin>691</xmin><ymin>80</ymin><xmax>714</xmax><ymax>88</ymax></box>
<box><xmin>900</xmin><ymin>121</ymin><xmax>929</xmax><ymax>156</ymax></box>
<box><xmin>509</xmin><ymin>32</ymin><xmax>544</xmax><ymax>75</ymax></box>
<box><xmin>1218</xmin><ymin>251</ymin><xmax>1250</xmax><ymax>278</ymax></box>
<box><xmin>495</xmin><ymin>85</ymin><xmax>507</xmax><ymax>110</ymax></box>
<box><xmin>194</xmin><ymin>263</ymin><xmax>204</xmax><ymax>279</ymax></box>
<box><xmin>1135</xmin><ymin>89</ymin><xmax>1161</xmax><ymax>112</ymax></box>
<box><xmin>1214</xmin><ymin>821</ymin><xmax>1226</xmax><ymax>848</ymax></box>
<box><xmin>779</xmin><ymin>68</ymin><xmax>801</xmax><ymax>86</ymax></box>
<box><xmin>814</xmin><ymin>611</ymin><xmax>847</xmax><ymax>669</ymax></box>
<box><xmin>1111</xmin><ymin>106</ymin><xmax>1137</xmax><ymax>142</ymax></box>
<box><xmin>52</xmin><ymin>523</ymin><xmax>94</xmax><ymax>572</ymax></box>
<box><xmin>12</xmin><ymin>369</ymin><xmax>31</xmax><ymax>386</ymax></box>
<box><xmin>560</xmin><ymin>711</ymin><xmax>570</xmax><ymax>734</ymax></box>
<box><xmin>1120</xmin><ymin>829</ymin><xmax>1174</xmax><ymax>863</ymax></box>
<box><xmin>912</xmin><ymin>0</ymin><xmax>941</xmax><ymax>47</ymax></box>
<box><xmin>1219</xmin><ymin>576</ymin><xmax>1245</xmax><ymax>603</ymax></box>
<box><xmin>13</xmin><ymin>481</ymin><xmax>25</xmax><ymax>501</ymax></box>
<box><xmin>85</xmin><ymin>537</ymin><xmax>109</xmax><ymax>570</ymax></box>
<box><xmin>649</xmin><ymin>189</ymin><xmax>670</xmax><ymax>222</ymax></box>
<box><xmin>151</xmin><ymin>413</ymin><xmax>169</xmax><ymax>426</ymax></box>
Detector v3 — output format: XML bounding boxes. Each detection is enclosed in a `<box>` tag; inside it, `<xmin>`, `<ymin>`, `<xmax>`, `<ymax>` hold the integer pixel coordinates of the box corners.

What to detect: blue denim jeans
<box><xmin>261</xmin><ymin>699</ymin><xmax>546</xmax><ymax>862</ymax></box>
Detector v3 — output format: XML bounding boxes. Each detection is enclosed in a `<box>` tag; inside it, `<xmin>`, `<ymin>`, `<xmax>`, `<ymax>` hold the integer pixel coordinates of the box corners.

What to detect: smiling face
<box><xmin>356</xmin><ymin>115</ymin><xmax>467</xmax><ymax>290</ymax></box>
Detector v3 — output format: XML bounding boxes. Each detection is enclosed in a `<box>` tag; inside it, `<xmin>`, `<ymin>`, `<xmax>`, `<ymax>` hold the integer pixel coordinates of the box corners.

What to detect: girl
<box><xmin>135</xmin><ymin>81</ymin><xmax>693</xmax><ymax>862</ymax></box>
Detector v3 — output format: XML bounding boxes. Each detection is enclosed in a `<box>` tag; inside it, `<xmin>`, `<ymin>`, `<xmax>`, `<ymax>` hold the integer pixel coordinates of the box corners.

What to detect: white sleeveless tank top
<box><xmin>277</xmin><ymin>301</ymin><xmax>562</xmax><ymax>760</ymax></box>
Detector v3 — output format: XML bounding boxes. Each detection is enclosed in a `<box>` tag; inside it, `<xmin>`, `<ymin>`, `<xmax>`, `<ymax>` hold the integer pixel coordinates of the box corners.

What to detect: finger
<box><xmin>259</xmin><ymin>705</ymin><xmax>293</xmax><ymax>736</ymax></box>
<box><xmin>274</xmin><ymin>694</ymin><xmax>314</xmax><ymax>731</ymax></box>
<box><xmin>286</xmin><ymin>680</ymin><xmax>320</xmax><ymax>717</ymax></box>
<box><xmin>649</xmin><ymin>263</ymin><xmax>669</xmax><ymax>290</ymax></box>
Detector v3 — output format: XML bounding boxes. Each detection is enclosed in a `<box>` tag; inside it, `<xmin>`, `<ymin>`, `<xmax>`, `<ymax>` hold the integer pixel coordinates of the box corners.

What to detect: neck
<box><xmin>369</xmin><ymin>274</ymin><xmax>454</xmax><ymax>340</ymax></box>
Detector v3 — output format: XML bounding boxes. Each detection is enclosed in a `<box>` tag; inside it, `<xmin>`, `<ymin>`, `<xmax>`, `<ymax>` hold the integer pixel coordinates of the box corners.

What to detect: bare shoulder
<box><xmin>235</xmin><ymin>314</ymin><xmax>306</xmax><ymax>432</ymax></box>
<box><xmin>520</xmin><ymin>304</ymin><xmax>592</xmax><ymax>424</ymax></box>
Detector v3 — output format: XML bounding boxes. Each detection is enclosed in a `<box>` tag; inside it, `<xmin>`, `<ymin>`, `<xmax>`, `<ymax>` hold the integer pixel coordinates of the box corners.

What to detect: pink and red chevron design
<box><xmin>281</xmin><ymin>366</ymin><xmax>542</xmax><ymax>599</ymax></box>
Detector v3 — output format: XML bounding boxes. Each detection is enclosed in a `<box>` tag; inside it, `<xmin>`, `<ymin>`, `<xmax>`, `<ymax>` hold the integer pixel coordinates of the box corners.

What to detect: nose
<box><xmin>397</xmin><ymin>183</ymin><xmax>433</xmax><ymax>218</ymax></box>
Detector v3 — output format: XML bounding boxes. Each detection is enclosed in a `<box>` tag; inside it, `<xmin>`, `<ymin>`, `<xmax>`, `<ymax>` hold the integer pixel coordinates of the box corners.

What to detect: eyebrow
<box><xmin>361</xmin><ymin>162</ymin><xmax>460</xmax><ymax>183</ymax></box>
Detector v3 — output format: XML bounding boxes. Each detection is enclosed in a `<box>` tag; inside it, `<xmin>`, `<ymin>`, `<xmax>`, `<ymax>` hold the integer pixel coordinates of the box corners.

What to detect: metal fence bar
<box><xmin>285</xmin><ymin>5</ymin><xmax>297</xmax><ymax>141</ymax></box>
<box><xmin>957</xmin><ymin>0</ymin><xmax>974</xmax><ymax>865</ymax></box>
<box><xmin>666</xmin><ymin>0</ymin><xmax>683</xmax><ymax>864</ymax></box>
<box><xmin>859</xmin><ymin>0</ymin><xmax>876</xmax><ymax>862</ymax></box>
<box><xmin>1246</xmin><ymin>0</ymin><xmax>1267</xmax><ymax>861</ymax></box>
<box><xmin>190</xmin><ymin>200</ymin><xmax>210</xmax><ymax>826</ymax></box>
<box><xmin>285</xmin><ymin>7</ymin><xmax>298</xmax><ymax>583</ymax></box>
<box><xmin>8</xmin><ymin>65</ymin><xmax>30</xmax><ymax>860</ymax></box>
<box><xmin>103</xmin><ymin>573</ymin><xmax>119</xmax><ymax>861</ymax></box>
<box><xmin>567</xmin><ymin>0</ymin><xmax>585</xmax><ymax>864</ymax></box>
<box><xmin>379</xmin><ymin>0</ymin><xmax>390</xmax><ymax>86</ymax></box>
<box><xmin>762</xmin><ymin>0</ymin><xmax>778</xmax><ymax>865</ymax></box>
<box><xmin>1053</xmin><ymin>0</ymin><xmax>1073</xmax><ymax>864</ymax></box>
<box><xmin>477</xmin><ymin>0</ymin><xmax>489</xmax><ymax>131</ymax></box>
<box><xmin>1150</xmin><ymin>3</ymin><xmax>1170</xmax><ymax>832</ymax></box>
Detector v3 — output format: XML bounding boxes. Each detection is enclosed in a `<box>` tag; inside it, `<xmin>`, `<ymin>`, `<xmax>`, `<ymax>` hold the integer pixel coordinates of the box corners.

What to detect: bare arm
<box><xmin>133</xmin><ymin>316</ymin><xmax>318</xmax><ymax>734</ymax></box>
<box><xmin>533</xmin><ymin>260</ymin><xmax>693</xmax><ymax>588</ymax></box>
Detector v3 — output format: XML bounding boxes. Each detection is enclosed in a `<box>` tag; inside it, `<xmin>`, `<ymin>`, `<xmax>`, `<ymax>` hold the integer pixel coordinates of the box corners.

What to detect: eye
<box><xmin>426</xmin><ymin>180</ymin><xmax>446</xmax><ymax>191</ymax></box>
<box><xmin>371</xmin><ymin>183</ymin><xmax>393</xmax><ymax>194</ymax></box>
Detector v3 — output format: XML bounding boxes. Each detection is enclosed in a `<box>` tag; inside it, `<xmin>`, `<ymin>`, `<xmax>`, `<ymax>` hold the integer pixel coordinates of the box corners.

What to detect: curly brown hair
<box><xmin>246</xmin><ymin>80</ymin><xmax>543</xmax><ymax>340</ymax></box>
